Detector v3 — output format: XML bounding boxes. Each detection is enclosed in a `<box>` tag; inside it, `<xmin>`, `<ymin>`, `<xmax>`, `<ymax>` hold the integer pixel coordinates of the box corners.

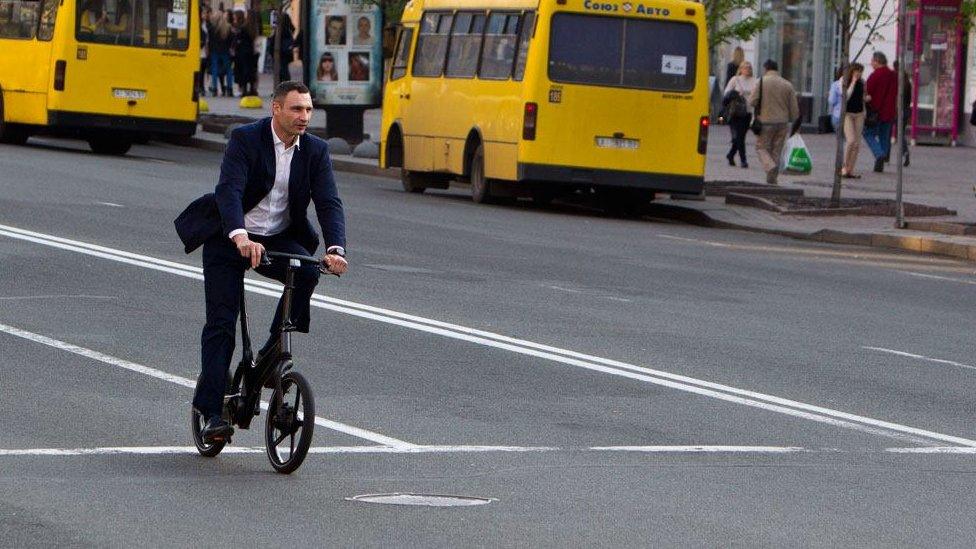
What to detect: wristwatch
<box><xmin>326</xmin><ymin>246</ymin><xmax>346</xmax><ymax>258</ymax></box>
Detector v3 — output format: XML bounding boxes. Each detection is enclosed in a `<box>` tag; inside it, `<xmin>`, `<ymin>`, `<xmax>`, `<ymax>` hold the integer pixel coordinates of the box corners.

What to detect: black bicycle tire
<box><xmin>191</xmin><ymin>408</ymin><xmax>226</xmax><ymax>457</ymax></box>
<box><xmin>265</xmin><ymin>371</ymin><xmax>315</xmax><ymax>474</ymax></box>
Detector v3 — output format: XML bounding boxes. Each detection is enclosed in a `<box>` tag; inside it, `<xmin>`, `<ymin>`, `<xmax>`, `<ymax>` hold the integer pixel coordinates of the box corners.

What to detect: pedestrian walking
<box><xmin>232</xmin><ymin>9</ymin><xmax>258</xmax><ymax>96</ymax></box>
<box><xmin>722</xmin><ymin>60</ymin><xmax>756</xmax><ymax>168</ymax></box>
<box><xmin>839</xmin><ymin>63</ymin><xmax>867</xmax><ymax>178</ymax></box>
<box><xmin>208</xmin><ymin>10</ymin><xmax>234</xmax><ymax>96</ymax></box>
<box><xmin>725</xmin><ymin>46</ymin><xmax>744</xmax><ymax>87</ymax></box>
<box><xmin>827</xmin><ymin>66</ymin><xmax>845</xmax><ymax>131</ymax></box>
<box><xmin>863</xmin><ymin>52</ymin><xmax>897</xmax><ymax>173</ymax></box>
<box><xmin>270</xmin><ymin>13</ymin><xmax>296</xmax><ymax>83</ymax></box>
<box><xmin>198</xmin><ymin>5</ymin><xmax>211</xmax><ymax>98</ymax></box>
<box><xmin>893</xmin><ymin>60</ymin><xmax>912</xmax><ymax>167</ymax></box>
<box><xmin>749</xmin><ymin>59</ymin><xmax>800</xmax><ymax>185</ymax></box>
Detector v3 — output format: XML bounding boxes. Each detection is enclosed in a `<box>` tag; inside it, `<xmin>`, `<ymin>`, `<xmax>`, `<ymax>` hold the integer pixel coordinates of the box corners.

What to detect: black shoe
<box><xmin>873</xmin><ymin>158</ymin><xmax>884</xmax><ymax>173</ymax></box>
<box><xmin>883</xmin><ymin>153</ymin><xmax>890</xmax><ymax>163</ymax></box>
<box><xmin>726</xmin><ymin>153</ymin><xmax>735</xmax><ymax>167</ymax></box>
<box><xmin>741</xmin><ymin>162</ymin><xmax>749</xmax><ymax>169</ymax></box>
<box><xmin>201</xmin><ymin>416</ymin><xmax>234</xmax><ymax>443</ymax></box>
<box><xmin>903</xmin><ymin>154</ymin><xmax>910</xmax><ymax>167</ymax></box>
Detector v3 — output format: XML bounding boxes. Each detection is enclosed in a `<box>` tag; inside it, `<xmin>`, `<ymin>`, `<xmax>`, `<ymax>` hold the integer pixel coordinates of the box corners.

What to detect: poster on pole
<box><xmin>307</xmin><ymin>0</ymin><xmax>383</xmax><ymax>107</ymax></box>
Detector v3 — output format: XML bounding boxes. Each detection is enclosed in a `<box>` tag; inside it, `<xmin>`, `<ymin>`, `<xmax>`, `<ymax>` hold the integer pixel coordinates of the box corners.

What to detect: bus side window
<box><xmin>0</xmin><ymin>0</ymin><xmax>39</xmax><ymax>39</ymax></box>
<box><xmin>390</xmin><ymin>26</ymin><xmax>414</xmax><ymax>81</ymax></box>
<box><xmin>513</xmin><ymin>12</ymin><xmax>534</xmax><ymax>81</ymax></box>
<box><xmin>445</xmin><ymin>11</ymin><xmax>483</xmax><ymax>78</ymax></box>
<box><xmin>36</xmin><ymin>0</ymin><xmax>58</xmax><ymax>40</ymax></box>
<box><xmin>412</xmin><ymin>11</ymin><xmax>452</xmax><ymax>77</ymax></box>
<box><xmin>479</xmin><ymin>12</ymin><xmax>517</xmax><ymax>80</ymax></box>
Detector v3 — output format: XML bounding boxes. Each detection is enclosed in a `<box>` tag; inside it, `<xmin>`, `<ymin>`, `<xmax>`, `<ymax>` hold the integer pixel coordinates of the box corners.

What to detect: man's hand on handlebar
<box><xmin>232</xmin><ymin>233</ymin><xmax>265</xmax><ymax>269</ymax></box>
<box><xmin>322</xmin><ymin>253</ymin><xmax>347</xmax><ymax>276</ymax></box>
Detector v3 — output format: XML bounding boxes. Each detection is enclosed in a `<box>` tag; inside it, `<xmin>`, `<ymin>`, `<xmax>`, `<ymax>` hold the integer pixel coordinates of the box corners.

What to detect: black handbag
<box><xmin>750</xmin><ymin>78</ymin><xmax>763</xmax><ymax>135</ymax></box>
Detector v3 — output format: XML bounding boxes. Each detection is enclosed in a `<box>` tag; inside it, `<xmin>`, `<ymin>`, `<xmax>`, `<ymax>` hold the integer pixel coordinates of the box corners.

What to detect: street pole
<box><xmin>894</xmin><ymin>0</ymin><xmax>908</xmax><ymax>228</ymax></box>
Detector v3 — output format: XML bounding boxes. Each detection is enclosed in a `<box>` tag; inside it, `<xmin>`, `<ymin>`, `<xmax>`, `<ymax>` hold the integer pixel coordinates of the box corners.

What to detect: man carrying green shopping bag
<box><xmin>749</xmin><ymin>60</ymin><xmax>800</xmax><ymax>185</ymax></box>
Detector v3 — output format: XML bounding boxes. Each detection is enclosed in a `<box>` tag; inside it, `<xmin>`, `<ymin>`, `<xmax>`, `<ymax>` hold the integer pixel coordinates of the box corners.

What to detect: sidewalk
<box><xmin>191</xmin><ymin>77</ymin><xmax>976</xmax><ymax>262</ymax></box>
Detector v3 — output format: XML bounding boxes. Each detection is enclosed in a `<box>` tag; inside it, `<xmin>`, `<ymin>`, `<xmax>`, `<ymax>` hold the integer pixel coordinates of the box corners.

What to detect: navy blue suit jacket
<box><xmin>175</xmin><ymin>117</ymin><xmax>346</xmax><ymax>254</ymax></box>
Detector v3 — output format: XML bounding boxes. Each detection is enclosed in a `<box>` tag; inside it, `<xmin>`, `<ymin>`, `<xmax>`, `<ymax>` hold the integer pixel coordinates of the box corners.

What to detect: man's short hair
<box><xmin>763</xmin><ymin>59</ymin><xmax>778</xmax><ymax>72</ymax></box>
<box><xmin>872</xmin><ymin>51</ymin><xmax>888</xmax><ymax>65</ymax></box>
<box><xmin>272</xmin><ymin>81</ymin><xmax>310</xmax><ymax>103</ymax></box>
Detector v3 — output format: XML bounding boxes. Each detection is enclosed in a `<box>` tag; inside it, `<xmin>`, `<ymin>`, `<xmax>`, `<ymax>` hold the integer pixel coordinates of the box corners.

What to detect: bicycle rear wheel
<box><xmin>191</xmin><ymin>408</ymin><xmax>226</xmax><ymax>457</ymax></box>
<box><xmin>265</xmin><ymin>371</ymin><xmax>315</xmax><ymax>474</ymax></box>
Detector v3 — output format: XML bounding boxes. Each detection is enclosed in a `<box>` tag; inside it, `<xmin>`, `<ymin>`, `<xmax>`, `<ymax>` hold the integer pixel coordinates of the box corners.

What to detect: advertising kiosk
<box><xmin>303</xmin><ymin>0</ymin><xmax>383</xmax><ymax>140</ymax></box>
<box><xmin>903</xmin><ymin>0</ymin><xmax>965</xmax><ymax>145</ymax></box>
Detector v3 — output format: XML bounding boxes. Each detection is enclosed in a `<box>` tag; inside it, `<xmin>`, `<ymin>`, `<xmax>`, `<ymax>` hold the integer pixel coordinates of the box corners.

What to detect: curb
<box><xmin>185</xmin><ymin>137</ymin><xmax>398</xmax><ymax>180</ymax></box>
<box><xmin>655</xmin><ymin>202</ymin><xmax>976</xmax><ymax>262</ymax></box>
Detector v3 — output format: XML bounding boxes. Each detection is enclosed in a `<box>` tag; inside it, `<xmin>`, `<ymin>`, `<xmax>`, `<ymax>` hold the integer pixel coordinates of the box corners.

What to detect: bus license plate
<box><xmin>595</xmin><ymin>137</ymin><xmax>639</xmax><ymax>150</ymax></box>
<box><xmin>113</xmin><ymin>88</ymin><xmax>146</xmax><ymax>100</ymax></box>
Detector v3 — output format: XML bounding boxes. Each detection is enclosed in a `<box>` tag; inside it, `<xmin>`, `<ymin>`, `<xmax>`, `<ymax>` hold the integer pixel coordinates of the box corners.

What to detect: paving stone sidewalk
<box><xmin>193</xmin><ymin>74</ymin><xmax>976</xmax><ymax>261</ymax></box>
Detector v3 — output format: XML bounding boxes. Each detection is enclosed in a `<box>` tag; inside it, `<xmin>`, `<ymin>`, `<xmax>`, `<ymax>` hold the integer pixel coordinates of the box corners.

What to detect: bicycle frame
<box><xmin>227</xmin><ymin>257</ymin><xmax>304</xmax><ymax>430</ymax></box>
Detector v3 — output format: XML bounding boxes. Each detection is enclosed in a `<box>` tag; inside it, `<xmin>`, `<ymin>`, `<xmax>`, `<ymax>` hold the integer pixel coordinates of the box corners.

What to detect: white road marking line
<box><xmin>0</xmin><ymin>445</ymin><xmax>556</xmax><ymax>457</ymax></box>
<box><xmin>589</xmin><ymin>446</ymin><xmax>806</xmax><ymax>453</ymax></box>
<box><xmin>0</xmin><ymin>322</ymin><xmax>416</xmax><ymax>449</ymax></box>
<box><xmin>897</xmin><ymin>271</ymin><xmax>976</xmax><ymax>286</ymax></box>
<box><xmin>863</xmin><ymin>346</ymin><xmax>976</xmax><ymax>372</ymax></box>
<box><xmin>886</xmin><ymin>447</ymin><xmax>976</xmax><ymax>454</ymax></box>
<box><xmin>3</xmin><ymin>223</ymin><xmax>975</xmax><ymax>447</ymax></box>
<box><xmin>95</xmin><ymin>202</ymin><xmax>125</xmax><ymax>208</ymax></box>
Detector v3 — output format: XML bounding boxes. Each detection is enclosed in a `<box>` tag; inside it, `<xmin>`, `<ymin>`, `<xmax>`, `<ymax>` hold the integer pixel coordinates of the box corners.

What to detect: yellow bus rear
<box><xmin>381</xmin><ymin>0</ymin><xmax>709</xmax><ymax>206</ymax></box>
<box><xmin>0</xmin><ymin>0</ymin><xmax>198</xmax><ymax>155</ymax></box>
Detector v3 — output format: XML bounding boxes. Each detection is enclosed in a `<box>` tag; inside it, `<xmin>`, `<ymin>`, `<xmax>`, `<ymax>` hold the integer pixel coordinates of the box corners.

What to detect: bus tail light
<box><xmin>523</xmin><ymin>102</ymin><xmax>538</xmax><ymax>141</ymax></box>
<box><xmin>54</xmin><ymin>60</ymin><xmax>66</xmax><ymax>91</ymax></box>
<box><xmin>192</xmin><ymin>72</ymin><xmax>200</xmax><ymax>102</ymax></box>
<box><xmin>697</xmin><ymin>116</ymin><xmax>709</xmax><ymax>154</ymax></box>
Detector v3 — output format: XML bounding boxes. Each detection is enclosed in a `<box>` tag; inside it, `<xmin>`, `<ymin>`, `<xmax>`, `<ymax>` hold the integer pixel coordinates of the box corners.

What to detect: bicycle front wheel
<box><xmin>265</xmin><ymin>371</ymin><xmax>315</xmax><ymax>474</ymax></box>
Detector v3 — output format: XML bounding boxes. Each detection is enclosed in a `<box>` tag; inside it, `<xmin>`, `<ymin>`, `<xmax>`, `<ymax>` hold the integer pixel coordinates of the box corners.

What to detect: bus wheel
<box><xmin>88</xmin><ymin>137</ymin><xmax>132</xmax><ymax>156</ymax></box>
<box><xmin>469</xmin><ymin>144</ymin><xmax>494</xmax><ymax>204</ymax></box>
<box><xmin>400</xmin><ymin>169</ymin><xmax>427</xmax><ymax>194</ymax></box>
<box><xmin>0</xmin><ymin>101</ymin><xmax>29</xmax><ymax>145</ymax></box>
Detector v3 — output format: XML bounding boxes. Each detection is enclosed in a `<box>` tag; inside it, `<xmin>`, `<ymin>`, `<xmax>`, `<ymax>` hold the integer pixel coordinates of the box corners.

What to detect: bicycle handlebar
<box><xmin>262</xmin><ymin>251</ymin><xmax>322</xmax><ymax>265</ymax></box>
<box><xmin>260</xmin><ymin>251</ymin><xmax>340</xmax><ymax>277</ymax></box>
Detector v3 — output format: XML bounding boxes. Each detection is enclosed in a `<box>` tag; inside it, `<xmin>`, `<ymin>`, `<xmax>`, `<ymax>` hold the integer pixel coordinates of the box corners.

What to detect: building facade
<box><xmin>724</xmin><ymin>0</ymin><xmax>974</xmax><ymax>145</ymax></box>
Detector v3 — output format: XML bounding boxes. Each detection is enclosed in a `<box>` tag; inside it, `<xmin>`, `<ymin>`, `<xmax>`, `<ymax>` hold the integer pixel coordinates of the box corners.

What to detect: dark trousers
<box><xmin>727</xmin><ymin>114</ymin><xmax>752</xmax><ymax>164</ymax></box>
<box><xmin>192</xmin><ymin>230</ymin><xmax>321</xmax><ymax>419</ymax></box>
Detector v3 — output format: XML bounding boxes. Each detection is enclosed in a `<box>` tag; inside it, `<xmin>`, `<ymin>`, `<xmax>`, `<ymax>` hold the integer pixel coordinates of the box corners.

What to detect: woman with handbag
<box><xmin>723</xmin><ymin>61</ymin><xmax>756</xmax><ymax>168</ymax></box>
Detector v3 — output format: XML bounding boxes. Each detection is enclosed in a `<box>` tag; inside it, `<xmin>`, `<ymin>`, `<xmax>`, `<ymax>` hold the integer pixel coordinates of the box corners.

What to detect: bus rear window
<box><xmin>548</xmin><ymin>13</ymin><xmax>697</xmax><ymax>92</ymax></box>
<box><xmin>77</xmin><ymin>0</ymin><xmax>189</xmax><ymax>50</ymax></box>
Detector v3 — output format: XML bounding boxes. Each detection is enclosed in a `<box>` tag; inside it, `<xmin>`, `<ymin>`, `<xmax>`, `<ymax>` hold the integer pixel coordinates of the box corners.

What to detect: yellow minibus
<box><xmin>0</xmin><ymin>0</ymin><xmax>198</xmax><ymax>155</ymax></box>
<box><xmin>380</xmin><ymin>0</ymin><xmax>709</xmax><ymax>209</ymax></box>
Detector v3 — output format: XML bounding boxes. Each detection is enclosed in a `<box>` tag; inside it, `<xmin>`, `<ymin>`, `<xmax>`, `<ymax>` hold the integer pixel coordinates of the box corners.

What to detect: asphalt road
<box><xmin>3</xmin><ymin>136</ymin><xmax>976</xmax><ymax>547</ymax></box>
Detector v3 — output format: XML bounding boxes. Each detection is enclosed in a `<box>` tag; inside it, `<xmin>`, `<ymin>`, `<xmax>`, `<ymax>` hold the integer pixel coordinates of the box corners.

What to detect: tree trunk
<box><xmin>830</xmin><ymin>1</ymin><xmax>852</xmax><ymax>208</ymax></box>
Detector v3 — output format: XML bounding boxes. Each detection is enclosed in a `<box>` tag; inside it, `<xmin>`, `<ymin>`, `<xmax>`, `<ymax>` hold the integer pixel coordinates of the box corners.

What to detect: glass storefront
<box><xmin>757</xmin><ymin>0</ymin><xmax>836</xmax><ymax>124</ymax></box>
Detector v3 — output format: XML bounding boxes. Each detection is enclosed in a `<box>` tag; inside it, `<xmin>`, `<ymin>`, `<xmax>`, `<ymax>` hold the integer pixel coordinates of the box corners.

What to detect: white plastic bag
<box><xmin>780</xmin><ymin>133</ymin><xmax>812</xmax><ymax>174</ymax></box>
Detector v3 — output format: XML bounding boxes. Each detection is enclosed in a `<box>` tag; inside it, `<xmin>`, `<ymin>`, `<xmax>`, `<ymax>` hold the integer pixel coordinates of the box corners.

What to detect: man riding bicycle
<box><xmin>175</xmin><ymin>81</ymin><xmax>347</xmax><ymax>443</ymax></box>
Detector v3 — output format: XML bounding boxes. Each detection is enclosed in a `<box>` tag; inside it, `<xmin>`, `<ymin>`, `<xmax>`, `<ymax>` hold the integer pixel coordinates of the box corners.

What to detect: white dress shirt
<box><xmin>228</xmin><ymin>126</ymin><xmax>298</xmax><ymax>239</ymax></box>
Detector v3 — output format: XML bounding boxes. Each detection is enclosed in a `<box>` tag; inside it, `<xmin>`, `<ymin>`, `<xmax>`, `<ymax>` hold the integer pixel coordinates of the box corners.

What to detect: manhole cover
<box><xmin>345</xmin><ymin>493</ymin><xmax>494</xmax><ymax>507</ymax></box>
